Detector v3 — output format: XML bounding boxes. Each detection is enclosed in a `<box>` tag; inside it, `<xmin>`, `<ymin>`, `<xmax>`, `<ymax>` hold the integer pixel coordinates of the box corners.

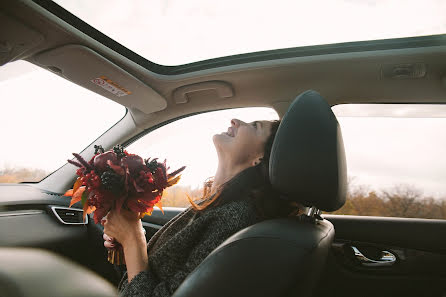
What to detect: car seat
<box><xmin>171</xmin><ymin>90</ymin><xmax>347</xmax><ymax>297</ymax></box>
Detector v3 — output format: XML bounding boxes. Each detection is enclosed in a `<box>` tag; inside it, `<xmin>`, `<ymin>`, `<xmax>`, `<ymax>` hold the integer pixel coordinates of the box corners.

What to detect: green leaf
<box><xmin>81</xmin><ymin>190</ymin><xmax>89</xmax><ymax>206</ymax></box>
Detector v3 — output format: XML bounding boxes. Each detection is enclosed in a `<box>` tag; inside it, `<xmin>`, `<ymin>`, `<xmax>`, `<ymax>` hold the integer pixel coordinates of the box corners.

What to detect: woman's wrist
<box><xmin>120</xmin><ymin>219</ymin><xmax>145</xmax><ymax>249</ymax></box>
<box><xmin>122</xmin><ymin>228</ymin><xmax>146</xmax><ymax>251</ymax></box>
<box><xmin>123</xmin><ymin>233</ymin><xmax>149</xmax><ymax>282</ymax></box>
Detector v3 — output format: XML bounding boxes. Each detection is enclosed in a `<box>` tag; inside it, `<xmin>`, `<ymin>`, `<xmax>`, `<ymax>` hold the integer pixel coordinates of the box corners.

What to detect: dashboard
<box><xmin>0</xmin><ymin>184</ymin><xmax>87</xmax><ymax>248</ymax></box>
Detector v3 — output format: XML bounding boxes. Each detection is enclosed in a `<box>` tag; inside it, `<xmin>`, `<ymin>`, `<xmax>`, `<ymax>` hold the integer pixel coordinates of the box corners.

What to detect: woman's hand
<box><xmin>103</xmin><ymin>233</ymin><xmax>116</xmax><ymax>249</ymax></box>
<box><xmin>103</xmin><ymin>209</ymin><xmax>149</xmax><ymax>282</ymax></box>
<box><xmin>103</xmin><ymin>208</ymin><xmax>145</xmax><ymax>250</ymax></box>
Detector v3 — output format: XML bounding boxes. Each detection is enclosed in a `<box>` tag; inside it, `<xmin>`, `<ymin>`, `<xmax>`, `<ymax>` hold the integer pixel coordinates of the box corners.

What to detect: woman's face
<box><xmin>213</xmin><ymin>119</ymin><xmax>273</xmax><ymax>167</ymax></box>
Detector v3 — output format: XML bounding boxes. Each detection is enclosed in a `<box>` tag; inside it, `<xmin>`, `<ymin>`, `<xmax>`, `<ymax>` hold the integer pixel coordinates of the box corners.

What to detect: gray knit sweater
<box><xmin>118</xmin><ymin>199</ymin><xmax>259</xmax><ymax>297</ymax></box>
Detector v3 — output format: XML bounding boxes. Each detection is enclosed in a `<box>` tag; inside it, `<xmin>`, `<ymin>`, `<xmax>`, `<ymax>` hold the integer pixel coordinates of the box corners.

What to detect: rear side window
<box><xmin>330</xmin><ymin>104</ymin><xmax>446</xmax><ymax>219</ymax></box>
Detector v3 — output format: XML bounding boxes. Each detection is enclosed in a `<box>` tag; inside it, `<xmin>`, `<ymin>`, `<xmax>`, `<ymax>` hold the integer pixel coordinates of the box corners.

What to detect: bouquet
<box><xmin>64</xmin><ymin>145</ymin><xmax>185</xmax><ymax>264</ymax></box>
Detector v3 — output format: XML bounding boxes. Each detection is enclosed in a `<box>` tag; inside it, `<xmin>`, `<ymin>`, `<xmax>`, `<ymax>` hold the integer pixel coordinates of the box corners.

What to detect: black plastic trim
<box><xmin>33</xmin><ymin>0</ymin><xmax>446</xmax><ymax>75</ymax></box>
<box><xmin>325</xmin><ymin>214</ymin><xmax>446</xmax><ymax>254</ymax></box>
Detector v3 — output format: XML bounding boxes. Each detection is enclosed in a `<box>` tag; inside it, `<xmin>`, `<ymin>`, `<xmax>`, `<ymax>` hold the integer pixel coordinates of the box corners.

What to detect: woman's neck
<box><xmin>211</xmin><ymin>162</ymin><xmax>249</xmax><ymax>194</ymax></box>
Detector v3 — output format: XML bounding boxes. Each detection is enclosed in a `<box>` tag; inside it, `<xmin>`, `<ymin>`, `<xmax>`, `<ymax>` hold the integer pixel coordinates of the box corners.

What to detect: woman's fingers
<box><xmin>103</xmin><ymin>232</ymin><xmax>116</xmax><ymax>249</ymax></box>
<box><xmin>103</xmin><ymin>233</ymin><xmax>114</xmax><ymax>242</ymax></box>
<box><xmin>102</xmin><ymin>209</ymin><xmax>144</xmax><ymax>248</ymax></box>
<box><xmin>104</xmin><ymin>240</ymin><xmax>115</xmax><ymax>249</ymax></box>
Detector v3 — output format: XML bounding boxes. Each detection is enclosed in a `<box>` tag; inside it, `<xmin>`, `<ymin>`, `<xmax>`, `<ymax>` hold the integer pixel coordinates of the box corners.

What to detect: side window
<box><xmin>126</xmin><ymin>108</ymin><xmax>279</xmax><ymax>207</ymax></box>
<box><xmin>331</xmin><ymin>104</ymin><xmax>446</xmax><ymax>219</ymax></box>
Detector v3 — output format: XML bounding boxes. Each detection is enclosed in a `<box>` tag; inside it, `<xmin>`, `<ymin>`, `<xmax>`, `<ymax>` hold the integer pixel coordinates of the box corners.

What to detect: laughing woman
<box><xmin>102</xmin><ymin>118</ymin><xmax>300</xmax><ymax>297</ymax></box>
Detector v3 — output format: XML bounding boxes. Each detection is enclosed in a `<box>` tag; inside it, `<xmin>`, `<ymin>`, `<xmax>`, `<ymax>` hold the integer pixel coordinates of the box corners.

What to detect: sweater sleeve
<box><xmin>118</xmin><ymin>200</ymin><xmax>257</xmax><ymax>297</ymax></box>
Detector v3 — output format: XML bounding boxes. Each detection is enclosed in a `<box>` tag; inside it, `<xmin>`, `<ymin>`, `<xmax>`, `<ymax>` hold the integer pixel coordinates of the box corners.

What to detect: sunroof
<box><xmin>53</xmin><ymin>0</ymin><xmax>446</xmax><ymax>66</ymax></box>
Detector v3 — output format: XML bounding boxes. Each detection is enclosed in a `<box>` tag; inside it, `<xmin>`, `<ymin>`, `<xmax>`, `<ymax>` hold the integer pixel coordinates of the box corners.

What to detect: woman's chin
<box><xmin>213</xmin><ymin>133</ymin><xmax>232</xmax><ymax>148</ymax></box>
<box><xmin>212</xmin><ymin>133</ymin><xmax>223</xmax><ymax>144</ymax></box>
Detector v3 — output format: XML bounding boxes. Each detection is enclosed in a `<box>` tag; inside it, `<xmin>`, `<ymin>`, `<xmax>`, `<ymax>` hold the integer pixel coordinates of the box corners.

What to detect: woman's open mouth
<box><xmin>225</xmin><ymin>127</ymin><xmax>235</xmax><ymax>137</ymax></box>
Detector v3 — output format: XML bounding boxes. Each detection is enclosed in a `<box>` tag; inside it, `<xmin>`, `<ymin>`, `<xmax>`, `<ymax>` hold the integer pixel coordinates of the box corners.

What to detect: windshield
<box><xmin>0</xmin><ymin>61</ymin><xmax>126</xmax><ymax>183</ymax></box>
<box><xmin>53</xmin><ymin>0</ymin><xmax>446</xmax><ymax>66</ymax></box>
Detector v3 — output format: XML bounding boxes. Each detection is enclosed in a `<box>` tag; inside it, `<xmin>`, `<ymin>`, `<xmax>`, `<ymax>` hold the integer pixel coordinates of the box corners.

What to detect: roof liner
<box><xmin>0</xmin><ymin>11</ymin><xmax>44</xmax><ymax>66</ymax></box>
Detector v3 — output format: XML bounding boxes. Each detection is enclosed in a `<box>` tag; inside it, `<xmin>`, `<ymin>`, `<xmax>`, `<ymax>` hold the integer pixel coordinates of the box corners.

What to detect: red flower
<box><xmin>65</xmin><ymin>145</ymin><xmax>185</xmax><ymax>223</ymax></box>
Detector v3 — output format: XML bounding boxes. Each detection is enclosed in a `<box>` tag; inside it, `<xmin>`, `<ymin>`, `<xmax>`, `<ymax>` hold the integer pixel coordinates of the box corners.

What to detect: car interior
<box><xmin>1</xmin><ymin>0</ymin><xmax>446</xmax><ymax>297</ymax></box>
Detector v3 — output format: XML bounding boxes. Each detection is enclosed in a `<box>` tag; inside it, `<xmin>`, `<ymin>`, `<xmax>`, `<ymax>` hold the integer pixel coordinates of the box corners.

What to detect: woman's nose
<box><xmin>231</xmin><ymin>119</ymin><xmax>241</xmax><ymax>128</ymax></box>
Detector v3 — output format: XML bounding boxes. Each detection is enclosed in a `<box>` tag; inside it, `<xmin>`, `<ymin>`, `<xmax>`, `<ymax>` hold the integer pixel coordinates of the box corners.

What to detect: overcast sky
<box><xmin>1</xmin><ymin>0</ymin><xmax>445</xmax><ymax>198</ymax></box>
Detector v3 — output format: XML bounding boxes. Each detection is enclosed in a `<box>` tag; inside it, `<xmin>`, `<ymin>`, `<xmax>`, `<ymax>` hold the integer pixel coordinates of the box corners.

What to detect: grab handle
<box><xmin>351</xmin><ymin>246</ymin><xmax>396</xmax><ymax>267</ymax></box>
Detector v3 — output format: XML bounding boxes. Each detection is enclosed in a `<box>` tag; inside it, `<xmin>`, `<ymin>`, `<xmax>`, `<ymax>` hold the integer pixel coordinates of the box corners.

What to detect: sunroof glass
<box><xmin>53</xmin><ymin>0</ymin><xmax>446</xmax><ymax>66</ymax></box>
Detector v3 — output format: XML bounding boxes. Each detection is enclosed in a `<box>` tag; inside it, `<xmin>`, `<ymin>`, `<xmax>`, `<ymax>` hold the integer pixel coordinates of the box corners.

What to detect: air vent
<box><xmin>50</xmin><ymin>206</ymin><xmax>87</xmax><ymax>225</ymax></box>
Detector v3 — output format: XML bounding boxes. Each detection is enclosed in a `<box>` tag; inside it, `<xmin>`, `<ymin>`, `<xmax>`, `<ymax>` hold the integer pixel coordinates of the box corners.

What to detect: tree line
<box><xmin>160</xmin><ymin>183</ymin><xmax>446</xmax><ymax>220</ymax></box>
<box><xmin>1</xmin><ymin>167</ymin><xmax>445</xmax><ymax>220</ymax></box>
<box><xmin>330</xmin><ymin>185</ymin><xmax>446</xmax><ymax>219</ymax></box>
<box><xmin>0</xmin><ymin>167</ymin><xmax>48</xmax><ymax>183</ymax></box>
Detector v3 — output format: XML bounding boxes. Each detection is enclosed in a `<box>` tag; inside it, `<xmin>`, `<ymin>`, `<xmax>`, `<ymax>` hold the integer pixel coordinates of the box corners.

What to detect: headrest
<box><xmin>269</xmin><ymin>90</ymin><xmax>347</xmax><ymax>212</ymax></box>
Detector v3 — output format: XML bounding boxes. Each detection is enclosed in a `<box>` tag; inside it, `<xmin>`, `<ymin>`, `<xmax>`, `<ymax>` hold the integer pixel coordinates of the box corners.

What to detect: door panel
<box><xmin>141</xmin><ymin>209</ymin><xmax>446</xmax><ymax>296</ymax></box>
<box><xmin>315</xmin><ymin>215</ymin><xmax>446</xmax><ymax>297</ymax></box>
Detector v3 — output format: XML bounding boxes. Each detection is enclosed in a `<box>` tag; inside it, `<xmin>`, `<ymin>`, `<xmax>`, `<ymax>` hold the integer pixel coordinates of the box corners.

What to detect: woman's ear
<box><xmin>252</xmin><ymin>157</ymin><xmax>263</xmax><ymax>166</ymax></box>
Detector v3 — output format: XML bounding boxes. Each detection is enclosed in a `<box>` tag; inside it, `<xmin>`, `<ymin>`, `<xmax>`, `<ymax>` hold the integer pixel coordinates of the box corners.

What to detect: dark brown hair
<box><xmin>188</xmin><ymin>120</ymin><xmax>299</xmax><ymax>219</ymax></box>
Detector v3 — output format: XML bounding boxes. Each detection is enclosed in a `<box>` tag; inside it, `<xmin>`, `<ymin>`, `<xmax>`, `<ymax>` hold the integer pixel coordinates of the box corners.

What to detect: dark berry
<box><xmin>101</xmin><ymin>171</ymin><xmax>124</xmax><ymax>193</ymax></box>
<box><xmin>145</xmin><ymin>158</ymin><xmax>159</xmax><ymax>173</ymax></box>
<box><xmin>113</xmin><ymin>145</ymin><xmax>126</xmax><ymax>159</ymax></box>
<box><xmin>94</xmin><ymin>145</ymin><xmax>105</xmax><ymax>155</ymax></box>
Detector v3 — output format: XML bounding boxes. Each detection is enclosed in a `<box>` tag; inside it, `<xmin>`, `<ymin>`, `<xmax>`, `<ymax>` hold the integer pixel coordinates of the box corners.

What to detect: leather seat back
<box><xmin>172</xmin><ymin>218</ymin><xmax>334</xmax><ymax>297</ymax></box>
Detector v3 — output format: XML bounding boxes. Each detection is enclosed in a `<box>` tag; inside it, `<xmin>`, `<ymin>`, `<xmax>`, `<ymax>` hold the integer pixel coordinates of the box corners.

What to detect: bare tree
<box><xmin>381</xmin><ymin>185</ymin><xmax>423</xmax><ymax>218</ymax></box>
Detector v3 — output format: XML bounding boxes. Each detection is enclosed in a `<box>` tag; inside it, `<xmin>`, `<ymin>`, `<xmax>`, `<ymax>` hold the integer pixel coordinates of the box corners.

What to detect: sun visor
<box><xmin>32</xmin><ymin>45</ymin><xmax>166</xmax><ymax>113</ymax></box>
<box><xmin>0</xmin><ymin>12</ymin><xmax>44</xmax><ymax>66</ymax></box>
